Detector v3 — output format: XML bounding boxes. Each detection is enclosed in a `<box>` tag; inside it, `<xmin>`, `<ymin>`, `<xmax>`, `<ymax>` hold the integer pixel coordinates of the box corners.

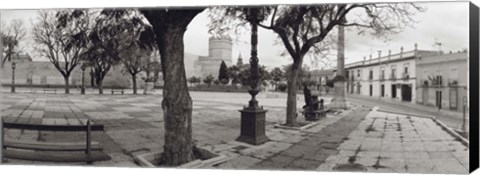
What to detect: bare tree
<box><xmin>209</xmin><ymin>4</ymin><xmax>425</xmax><ymax>126</ymax></box>
<box><xmin>32</xmin><ymin>10</ymin><xmax>91</xmax><ymax>94</ymax></box>
<box><xmin>1</xmin><ymin>19</ymin><xmax>26</xmax><ymax>67</ymax></box>
<box><xmin>140</xmin><ymin>8</ymin><xmax>205</xmax><ymax>166</ymax></box>
<box><xmin>105</xmin><ymin>9</ymin><xmax>157</xmax><ymax>95</ymax></box>
<box><xmin>82</xmin><ymin>9</ymin><xmax>129</xmax><ymax>94</ymax></box>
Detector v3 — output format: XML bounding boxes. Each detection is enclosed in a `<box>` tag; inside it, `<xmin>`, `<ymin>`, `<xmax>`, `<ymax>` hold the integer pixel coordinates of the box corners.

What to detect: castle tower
<box><xmin>208</xmin><ymin>37</ymin><xmax>232</xmax><ymax>66</ymax></box>
<box><xmin>193</xmin><ymin>37</ymin><xmax>234</xmax><ymax>78</ymax></box>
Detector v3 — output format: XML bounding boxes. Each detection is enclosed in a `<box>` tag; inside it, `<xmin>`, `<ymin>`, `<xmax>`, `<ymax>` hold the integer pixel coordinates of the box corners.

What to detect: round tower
<box><xmin>208</xmin><ymin>37</ymin><xmax>232</xmax><ymax>66</ymax></box>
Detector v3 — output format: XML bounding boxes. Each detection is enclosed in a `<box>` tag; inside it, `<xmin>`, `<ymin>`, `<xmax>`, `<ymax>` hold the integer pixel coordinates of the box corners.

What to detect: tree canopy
<box><xmin>1</xmin><ymin>19</ymin><xmax>26</xmax><ymax>67</ymax></box>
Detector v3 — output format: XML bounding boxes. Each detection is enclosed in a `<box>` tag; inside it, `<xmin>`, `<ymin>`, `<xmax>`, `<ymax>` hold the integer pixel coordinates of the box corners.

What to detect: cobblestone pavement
<box><xmin>0</xmin><ymin>91</ymin><xmax>468</xmax><ymax>174</ymax></box>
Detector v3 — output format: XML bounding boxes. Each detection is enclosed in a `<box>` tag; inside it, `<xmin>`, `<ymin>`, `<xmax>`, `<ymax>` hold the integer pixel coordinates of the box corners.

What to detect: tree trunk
<box><xmin>285</xmin><ymin>61</ymin><xmax>302</xmax><ymax>127</ymax></box>
<box><xmin>132</xmin><ymin>74</ymin><xmax>137</xmax><ymax>95</ymax></box>
<box><xmin>63</xmin><ymin>76</ymin><xmax>70</xmax><ymax>94</ymax></box>
<box><xmin>90</xmin><ymin>69</ymin><xmax>95</xmax><ymax>87</ymax></box>
<box><xmin>142</xmin><ymin>8</ymin><xmax>203</xmax><ymax>166</ymax></box>
<box><xmin>98</xmin><ymin>79</ymin><xmax>103</xmax><ymax>94</ymax></box>
<box><xmin>158</xmin><ymin>27</ymin><xmax>194</xmax><ymax>166</ymax></box>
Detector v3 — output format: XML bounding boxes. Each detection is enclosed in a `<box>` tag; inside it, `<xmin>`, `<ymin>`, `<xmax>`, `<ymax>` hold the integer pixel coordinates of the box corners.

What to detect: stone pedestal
<box><xmin>331</xmin><ymin>81</ymin><xmax>347</xmax><ymax>109</ymax></box>
<box><xmin>236</xmin><ymin>107</ymin><xmax>269</xmax><ymax>145</ymax></box>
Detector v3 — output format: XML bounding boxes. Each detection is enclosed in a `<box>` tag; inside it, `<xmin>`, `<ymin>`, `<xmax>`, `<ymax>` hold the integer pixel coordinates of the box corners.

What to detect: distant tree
<box><xmin>218</xmin><ymin>60</ymin><xmax>229</xmax><ymax>84</ymax></box>
<box><xmin>104</xmin><ymin>9</ymin><xmax>157</xmax><ymax>95</ymax></box>
<box><xmin>83</xmin><ymin>9</ymin><xmax>127</xmax><ymax>94</ymax></box>
<box><xmin>227</xmin><ymin>65</ymin><xmax>241</xmax><ymax>86</ymax></box>
<box><xmin>278</xmin><ymin>83</ymin><xmax>287</xmax><ymax>92</ymax></box>
<box><xmin>188</xmin><ymin>76</ymin><xmax>200</xmax><ymax>87</ymax></box>
<box><xmin>1</xmin><ymin>19</ymin><xmax>26</xmax><ymax>68</ymax></box>
<box><xmin>213</xmin><ymin>79</ymin><xmax>220</xmax><ymax>85</ymax></box>
<box><xmin>239</xmin><ymin>65</ymin><xmax>270</xmax><ymax>87</ymax></box>
<box><xmin>33</xmin><ymin>10</ymin><xmax>91</xmax><ymax>94</ymax></box>
<box><xmin>270</xmin><ymin>67</ymin><xmax>284</xmax><ymax>91</ymax></box>
<box><xmin>203</xmin><ymin>75</ymin><xmax>214</xmax><ymax>87</ymax></box>
<box><xmin>195</xmin><ymin>77</ymin><xmax>202</xmax><ymax>86</ymax></box>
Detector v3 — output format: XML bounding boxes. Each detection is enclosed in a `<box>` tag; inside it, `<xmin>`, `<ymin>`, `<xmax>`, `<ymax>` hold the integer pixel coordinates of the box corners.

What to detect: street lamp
<box><xmin>236</xmin><ymin>7</ymin><xmax>269</xmax><ymax>145</ymax></box>
<box><xmin>11</xmin><ymin>62</ymin><xmax>16</xmax><ymax>93</ymax></box>
<box><xmin>81</xmin><ymin>63</ymin><xmax>86</xmax><ymax>95</ymax></box>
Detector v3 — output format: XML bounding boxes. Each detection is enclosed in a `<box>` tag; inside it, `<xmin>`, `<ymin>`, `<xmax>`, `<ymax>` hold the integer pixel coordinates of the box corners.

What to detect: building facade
<box><xmin>345</xmin><ymin>47</ymin><xmax>438</xmax><ymax>103</ymax></box>
<box><xmin>415</xmin><ymin>51</ymin><xmax>469</xmax><ymax>111</ymax></box>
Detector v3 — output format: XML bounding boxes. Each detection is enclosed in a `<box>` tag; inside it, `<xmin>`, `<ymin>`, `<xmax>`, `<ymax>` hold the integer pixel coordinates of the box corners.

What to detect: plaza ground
<box><xmin>0</xmin><ymin>90</ymin><xmax>469</xmax><ymax>174</ymax></box>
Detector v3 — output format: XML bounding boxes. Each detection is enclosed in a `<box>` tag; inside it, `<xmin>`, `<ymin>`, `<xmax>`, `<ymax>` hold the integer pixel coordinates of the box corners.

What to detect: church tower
<box><xmin>236</xmin><ymin>53</ymin><xmax>243</xmax><ymax>67</ymax></box>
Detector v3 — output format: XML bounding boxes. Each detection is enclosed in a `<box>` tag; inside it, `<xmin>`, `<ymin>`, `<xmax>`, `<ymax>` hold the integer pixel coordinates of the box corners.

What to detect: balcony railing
<box><xmin>379</xmin><ymin>75</ymin><xmax>385</xmax><ymax>81</ymax></box>
<box><xmin>402</xmin><ymin>73</ymin><xmax>409</xmax><ymax>80</ymax></box>
<box><xmin>448</xmin><ymin>80</ymin><xmax>458</xmax><ymax>86</ymax></box>
<box><xmin>391</xmin><ymin>74</ymin><xmax>396</xmax><ymax>81</ymax></box>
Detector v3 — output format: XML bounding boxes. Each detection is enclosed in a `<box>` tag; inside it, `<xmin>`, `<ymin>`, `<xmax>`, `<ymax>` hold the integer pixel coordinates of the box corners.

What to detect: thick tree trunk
<box><xmin>285</xmin><ymin>61</ymin><xmax>302</xmax><ymax>127</ymax></box>
<box><xmin>142</xmin><ymin>8</ymin><xmax>203</xmax><ymax>167</ymax></box>
<box><xmin>132</xmin><ymin>74</ymin><xmax>137</xmax><ymax>95</ymax></box>
<box><xmin>63</xmin><ymin>76</ymin><xmax>70</xmax><ymax>94</ymax></box>
<box><xmin>158</xmin><ymin>28</ymin><xmax>194</xmax><ymax>166</ymax></box>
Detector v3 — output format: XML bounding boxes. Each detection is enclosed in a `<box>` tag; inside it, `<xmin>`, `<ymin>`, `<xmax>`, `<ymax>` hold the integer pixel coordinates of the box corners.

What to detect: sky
<box><xmin>0</xmin><ymin>1</ymin><xmax>470</xmax><ymax>70</ymax></box>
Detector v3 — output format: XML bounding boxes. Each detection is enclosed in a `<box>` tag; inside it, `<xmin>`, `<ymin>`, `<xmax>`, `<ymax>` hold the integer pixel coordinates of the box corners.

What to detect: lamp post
<box><xmin>236</xmin><ymin>7</ymin><xmax>269</xmax><ymax>145</ymax></box>
<box><xmin>11</xmin><ymin>62</ymin><xmax>16</xmax><ymax>93</ymax></box>
<box><xmin>81</xmin><ymin>64</ymin><xmax>86</xmax><ymax>95</ymax></box>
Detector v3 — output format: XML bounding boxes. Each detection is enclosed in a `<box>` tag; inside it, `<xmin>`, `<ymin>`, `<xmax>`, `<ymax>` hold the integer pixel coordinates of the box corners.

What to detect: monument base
<box><xmin>236</xmin><ymin>107</ymin><xmax>269</xmax><ymax>145</ymax></box>
<box><xmin>331</xmin><ymin>81</ymin><xmax>347</xmax><ymax>110</ymax></box>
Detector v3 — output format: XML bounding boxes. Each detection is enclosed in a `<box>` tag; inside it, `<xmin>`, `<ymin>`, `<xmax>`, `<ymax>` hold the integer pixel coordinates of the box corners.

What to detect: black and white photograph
<box><xmin>0</xmin><ymin>0</ymin><xmax>478</xmax><ymax>175</ymax></box>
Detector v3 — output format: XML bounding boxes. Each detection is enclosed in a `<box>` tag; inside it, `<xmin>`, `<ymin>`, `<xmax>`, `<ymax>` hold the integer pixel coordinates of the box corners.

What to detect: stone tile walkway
<box><xmin>247</xmin><ymin>107</ymin><xmax>371</xmax><ymax>170</ymax></box>
<box><xmin>317</xmin><ymin>109</ymin><xmax>468</xmax><ymax>174</ymax></box>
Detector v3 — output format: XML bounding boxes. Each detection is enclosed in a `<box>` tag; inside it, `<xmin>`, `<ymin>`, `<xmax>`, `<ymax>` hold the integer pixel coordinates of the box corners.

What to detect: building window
<box><xmin>434</xmin><ymin>75</ymin><xmax>443</xmax><ymax>86</ymax></box>
<box><xmin>369</xmin><ymin>70</ymin><xmax>373</xmax><ymax>80</ymax></box>
<box><xmin>403</xmin><ymin>64</ymin><xmax>409</xmax><ymax>80</ymax></box>
<box><xmin>381</xmin><ymin>84</ymin><xmax>385</xmax><ymax>97</ymax></box>
<box><xmin>380</xmin><ymin>67</ymin><xmax>385</xmax><ymax>81</ymax></box>
<box><xmin>449</xmin><ymin>67</ymin><xmax>458</xmax><ymax>85</ymax></box>
<box><xmin>357</xmin><ymin>69</ymin><xmax>360</xmax><ymax>78</ymax></box>
<box><xmin>391</xmin><ymin>65</ymin><xmax>396</xmax><ymax>80</ymax></box>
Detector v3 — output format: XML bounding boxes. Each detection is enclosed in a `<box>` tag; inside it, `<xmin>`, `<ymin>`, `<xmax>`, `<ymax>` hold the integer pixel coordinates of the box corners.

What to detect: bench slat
<box><xmin>4</xmin><ymin>149</ymin><xmax>111</xmax><ymax>162</ymax></box>
<box><xmin>4</xmin><ymin>140</ymin><xmax>103</xmax><ymax>151</ymax></box>
<box><xmin>3</xmin><ymin>122</ymin><xmax>104</xmax><ymax>132</ymax></box>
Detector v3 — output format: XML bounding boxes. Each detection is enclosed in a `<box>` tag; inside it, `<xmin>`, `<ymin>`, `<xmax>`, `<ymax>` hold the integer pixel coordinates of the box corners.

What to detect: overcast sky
<box><xmin>1</xmin><ymin>1</ymin><xmax>469</xmax><ymax>70</ymax></box>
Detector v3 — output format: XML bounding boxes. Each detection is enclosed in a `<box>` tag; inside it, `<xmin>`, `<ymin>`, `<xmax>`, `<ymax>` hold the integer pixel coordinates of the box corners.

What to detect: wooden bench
<box><xmin>111</xmin><ymin>88</ymin><xmax>124</xmax><ymax>95</ymax></box>
<box><xmin>0</xmin><ymin>118</ymin><xmax>111</xmax><ymax>164</ymax></box>
<box><xmin>300</xmin><ymin>107</ymin><xmax>331</xmax><ymax>120</ymax></box>
<box><xmin>43</xmin><ymin>88</ymin><xmax>57</xmax><ymax>94</ymax></box>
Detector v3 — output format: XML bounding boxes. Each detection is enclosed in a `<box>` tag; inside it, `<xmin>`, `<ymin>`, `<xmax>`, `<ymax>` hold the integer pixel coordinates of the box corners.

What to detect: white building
<box><xmin>345</xmin><ymin>46</ymin><xmax>438</xmax><ymax>103</ymax></box>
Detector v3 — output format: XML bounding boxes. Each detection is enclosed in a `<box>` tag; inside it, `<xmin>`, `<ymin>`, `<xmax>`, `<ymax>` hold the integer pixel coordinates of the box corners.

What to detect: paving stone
<box><xmin>431</xmin><ymin>158</ymin><xmax>468</xmax><ymax>174</ymax></box>
<box><xmin>289</xmin><ymin>158</ymin><xmax>320</xmax><ymax>169</ymax></box>
<box><xmin>269</xmin><ymin>154</ymin><xmax>296</xmax><ymax>164</ymax></box>
<box><xmin>216</xmin><ymin>155</ymin><xmax>262</xmax><ymax>169</ymax></box>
